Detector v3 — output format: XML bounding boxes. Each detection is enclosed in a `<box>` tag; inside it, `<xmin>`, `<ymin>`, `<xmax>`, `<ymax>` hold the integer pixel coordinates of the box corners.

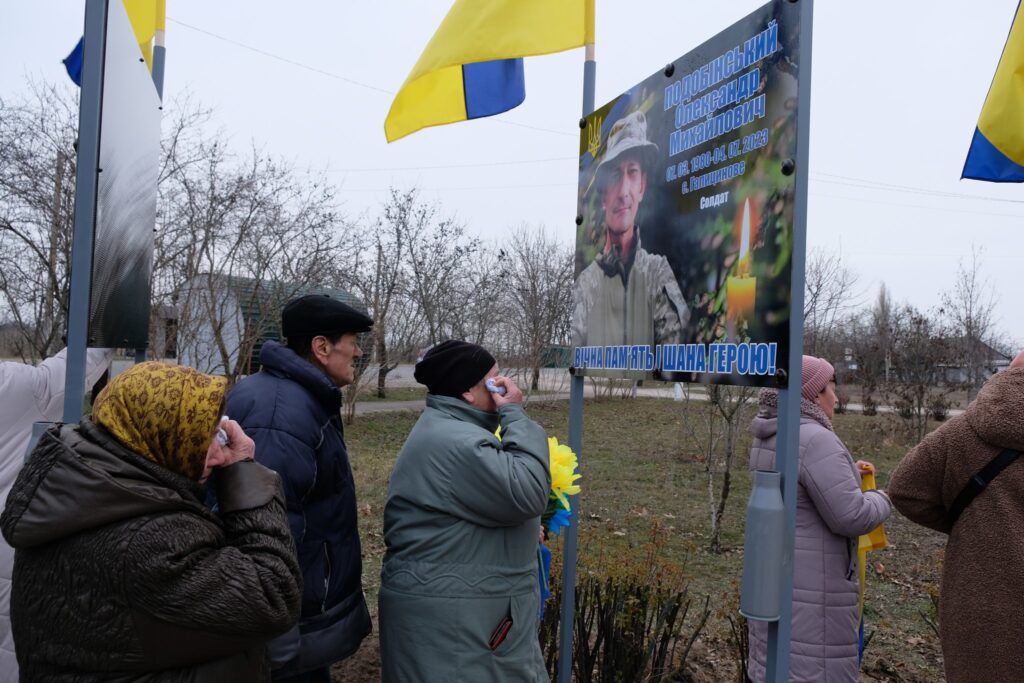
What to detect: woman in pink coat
<box><xmin>746</xmin><ymin>356</ymin><xmax>891</xmax><ymax>682</ymax></box>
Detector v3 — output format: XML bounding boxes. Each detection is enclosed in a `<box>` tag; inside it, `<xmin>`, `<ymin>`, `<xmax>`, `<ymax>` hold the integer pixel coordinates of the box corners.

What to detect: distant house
<box><xmin>148</xmin><ymin>303</ymin><xmax>178</xmax><ymax>360</ymax></box>
<box><xmin>939</xmin><ymin>337</ymin><xmax>1012</xmax><ymax>386</ymax></box>
<box><xmin>176</xmin><ymin>274</ymin><xmax>365</xmax><ymax>377</ymax></box>
<box><xmin>540</xmin><ymin>344</ymin><xmax>571</xmax><ymax>368</ymax></box>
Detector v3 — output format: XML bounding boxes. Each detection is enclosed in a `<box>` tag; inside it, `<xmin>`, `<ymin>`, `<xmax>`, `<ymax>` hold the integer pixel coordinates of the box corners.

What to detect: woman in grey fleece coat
<box><xmin>747</xmin><ymin>356</ymin><xmax>891</xmax><ymax>682</ymax></box>
<box><xmin>379</xmin><ymin>341</ymin><xmax>551</xmax><ymax>683</ymax></box>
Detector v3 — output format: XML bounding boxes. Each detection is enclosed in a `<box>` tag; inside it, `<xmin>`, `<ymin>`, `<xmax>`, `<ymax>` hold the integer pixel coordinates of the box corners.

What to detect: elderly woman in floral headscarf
<box><xmin>1</xmin><ymin>362</ymin><xmax>301</xmax><ymax>682</ymax></box>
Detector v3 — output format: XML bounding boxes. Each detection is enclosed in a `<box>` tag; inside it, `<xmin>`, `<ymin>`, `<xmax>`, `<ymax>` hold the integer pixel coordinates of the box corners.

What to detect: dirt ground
<box><xmin>331</xmin><ymin>627</ymin><xmax>381</xmax><ymax>682</ymax></box>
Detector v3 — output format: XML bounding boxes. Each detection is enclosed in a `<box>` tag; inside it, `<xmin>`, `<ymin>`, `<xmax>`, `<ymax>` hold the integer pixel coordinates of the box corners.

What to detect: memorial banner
<box><xmin>571</xmin><ymin>0</ymin><xmax>805</xmax><ymax>387</ymax></box>
<box><xmin>89</xmin><ymin>0</ymin><xmax>161</xmax><ymax>348</ymax></box>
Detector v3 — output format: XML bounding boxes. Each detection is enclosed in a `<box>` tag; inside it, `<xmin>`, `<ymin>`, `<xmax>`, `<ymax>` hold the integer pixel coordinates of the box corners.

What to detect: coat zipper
<box><xmin>322</xmin><ymin>541</ymin><xmax>332</xmax><ymax>613</ymax></box>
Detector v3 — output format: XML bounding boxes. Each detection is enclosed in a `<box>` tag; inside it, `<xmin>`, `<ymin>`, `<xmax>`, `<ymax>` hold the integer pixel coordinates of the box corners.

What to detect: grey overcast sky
<box><xmin>3</xmin><ymin>1</ymin><xmax>1023</xmax><ymax>346</ymax></box>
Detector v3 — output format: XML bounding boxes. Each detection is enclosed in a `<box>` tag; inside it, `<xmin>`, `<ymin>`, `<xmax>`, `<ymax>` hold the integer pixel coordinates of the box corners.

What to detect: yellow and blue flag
<box><xmin>963</xmin><ymin>2</ymin><xmax>1024</xmax><ymax>182</ymax></box>
<box><xmin>63</xmin><ymin>0</ymin><xmax>162</xmax><ymax>86</ymax></box>
<box><xmin>64</xmin><ymin>38</ymin><xmax>85</xmax><ymax>86</ymax></box>
<box><xmin>385</xmin><ymin>0</ymin><xmax>595</xmax><ymax>142</ymax></box>
<box><xmin>124</xmin><ymin>0</ymin><xmax>158</xmax><ymax>70</ymax></box>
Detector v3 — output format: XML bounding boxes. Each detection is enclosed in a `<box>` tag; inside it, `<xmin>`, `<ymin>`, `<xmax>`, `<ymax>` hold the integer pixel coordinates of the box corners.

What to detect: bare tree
<box><xmin>887</xmin><ymin>305</ymin><xmax>955</xmax><ymax>441</ymax></box>
<box><xmin>940</xmin><ymin>245</ymin><xmax>1000</xmax><ymax>401</ymax></box>
<box><xmin>497</xmin><ymin>225</ymin><xmax>574</xmax><ymax>390</ymax></box>
<box><xmin>399</xmin><ymin>193</ymin><xmax>480</xmax><ymax>345</ymax></box>
<box><xmin>803</xmin><ymin>247</ymin><xmax>859</xmax><ymax>358</ymax></box>
<box><xmin>871</xmin><ymin>283</ymin><xmax>894</xmax><ymax>384</ymax></box>
<box><xmin>838</xmin><ymin>284</ymin><xmax>895</xmax><ymax>413</ymax></box>
<box><xmin>0</xmin><ymin>82</ymin><xmax>79</xmax><ymax>360</ymax></box>
<box><xmin>448</xmin><ymin>244</ymin><xmax>503</xmax><ymax>347</ymax></box>
<box><xmin>682</xmin><ymin>383</ymin><xmax>755</xmax><ymax>553</ymax></box>
<box><xmin>342</xmin><ymin>189</ymin><xmax>425</xmax><ymax>398</ymax></box>
<box><xmin>342</xmin><ymin>187</ymin><xmax>503</xmax><ymax>400</ymax></box>
<box><xmin>159</xmin><ymin>141</ymin><xmax>350</xmax><ymax>381</ymax></box>
<box><xmin>0</xmin><ymin>78</ymin><xmax>357</xmax><ymax>381</ymax></box>
<box><xmin>342</xmin><ymin>336</ymin><xmax>374</xmax><ymax>425</ymax></box>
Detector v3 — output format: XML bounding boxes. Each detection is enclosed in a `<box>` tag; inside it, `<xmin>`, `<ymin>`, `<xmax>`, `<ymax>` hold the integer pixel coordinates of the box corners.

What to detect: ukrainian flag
<box><xmin>963</xmin><ymin>2</ymin><xmax>1024</xmax><ymax>182</ymax></box>
<box><xmin>63</xmin><ymin>0</ymin><xmax>163</xmax><ymax>86</ymax></box>
<box><xmin>385</xmin><ymin>0</ymin><xmax>595</xmax><ymax>143</ymax></box>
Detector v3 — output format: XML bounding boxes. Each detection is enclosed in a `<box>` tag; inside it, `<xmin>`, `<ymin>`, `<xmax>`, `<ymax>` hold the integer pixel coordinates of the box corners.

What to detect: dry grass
<box><xmin>338</xmin><ymin>396</ymin><xmax>948</xmax><ymax>682</ymax></box>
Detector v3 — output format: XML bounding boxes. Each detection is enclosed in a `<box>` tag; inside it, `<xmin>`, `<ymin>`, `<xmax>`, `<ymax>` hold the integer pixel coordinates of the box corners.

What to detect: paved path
<box><xmin>352</xmin><ymin>399</ymin><xmax>425</xmax><ymax>415</ymax></box>
<box><xmin>350</xmin><ymin>387</ymin><xmax>966</xmax><ymax>419</ymax></box>
<box><xmin>351</xmin><ymin>392</ymin><xmax>570</xmax><ymax>415</ymax></box>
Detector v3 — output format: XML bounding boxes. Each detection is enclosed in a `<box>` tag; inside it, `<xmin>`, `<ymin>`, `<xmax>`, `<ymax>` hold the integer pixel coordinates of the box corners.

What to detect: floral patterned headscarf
<box><xmin>91</xmin><ymin>362</ymin><xmax>227</xmax><ymax>481</ymax></box>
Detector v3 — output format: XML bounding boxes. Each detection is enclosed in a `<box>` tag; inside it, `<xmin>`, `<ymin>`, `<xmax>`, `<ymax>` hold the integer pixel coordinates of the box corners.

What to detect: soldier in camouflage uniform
<box><xmin>572</xmin><ymin>110</ymin><xmax>688</xmax><ymax>348</ymax></box>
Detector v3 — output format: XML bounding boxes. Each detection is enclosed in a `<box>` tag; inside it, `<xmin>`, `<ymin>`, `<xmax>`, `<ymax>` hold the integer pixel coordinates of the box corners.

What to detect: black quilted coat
<box><xmin>0</xmin><ymin>421</ymin><xmax>302</xmax><ymax>682</ymax></box>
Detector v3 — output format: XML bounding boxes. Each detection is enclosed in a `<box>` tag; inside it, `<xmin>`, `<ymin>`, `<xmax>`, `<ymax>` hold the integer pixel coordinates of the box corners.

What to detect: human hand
<box><xmin>856</xmin><ymin>460</ymin><xmax>876</xmax><ymax>475</ymax></box>
<box><xmin>491</xmin><ymin>376</ymin><xmax>523</xmax><ymax>407</ymax></box>
<box><xmin>214</xmin><ymin>418</ymin><xmax>255</xmax><ymax>466</ymax></box>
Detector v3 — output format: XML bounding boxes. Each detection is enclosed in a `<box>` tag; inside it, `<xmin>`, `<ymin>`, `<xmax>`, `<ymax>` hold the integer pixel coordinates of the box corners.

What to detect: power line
<box><xmin>336</xmin><ymin>182</ymin><xmax>577</xmax><ymax>192</ymax></box>
<box><xmin>167</xmin><ymin>18</ymin><xmax>392</xmax><ymax>95</ymax></box>
<box><xmin>812</xmin><ymin>172</ymin><xmax>1024</xmax><ymax>205</ymax></box>
<box><xmin>166</xmin><ymin>17</ymin><xmax>576</xmax><ymax>138</ymax></box>
<box><xmin>150</xmin><ymin>24</ymin><xmax>1024</xmax><ymax>199</ymax></box>
<box><xmin>811</xmin><ymin>191</ymin><xmax>1024</xmax><ymax>220</ymax></box>
<box><xmin>325</xmin><ymin>177</ymin><xmax>1021</xmax><ymax>211</ymax></box>
<box><xmin>317</xmin><ymin>161</ymin><xmax>1024</xmax><ymax>203</ymax></box>
<box><xmin>325</xmin><ymin>157</ymin><xmax>576</xmax><ymax>172</ymax></box>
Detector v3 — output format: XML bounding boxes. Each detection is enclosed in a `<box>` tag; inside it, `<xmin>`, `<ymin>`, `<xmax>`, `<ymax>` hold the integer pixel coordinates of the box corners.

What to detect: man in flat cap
<box><xmin>378</xmin><ymin>340</ymin><xmax>551</xmax><ymax>682</ymax></box>
<box><xmin>224</xmin><ymin>294</ymin><xmax>373</xmax><ymax>682</ymax></box>
<box><xmin>572</xmin><ymin>109</ymin><xmax>688</xmax><ymax>350</ymax></box>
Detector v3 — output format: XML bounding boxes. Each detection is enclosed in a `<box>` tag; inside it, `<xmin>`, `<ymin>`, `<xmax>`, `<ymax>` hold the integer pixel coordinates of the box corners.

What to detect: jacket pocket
<box><xmin>298</xmin><ymin>540</ymin><xmax>328</xmax><ymax>615</ymax></box>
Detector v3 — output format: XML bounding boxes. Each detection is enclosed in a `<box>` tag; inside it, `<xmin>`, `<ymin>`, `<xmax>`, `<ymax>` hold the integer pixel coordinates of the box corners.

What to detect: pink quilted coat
<box><xmin>746</xmin><ymin>390</ymin><xmax>891</xmax><ymax>682</ymax></box>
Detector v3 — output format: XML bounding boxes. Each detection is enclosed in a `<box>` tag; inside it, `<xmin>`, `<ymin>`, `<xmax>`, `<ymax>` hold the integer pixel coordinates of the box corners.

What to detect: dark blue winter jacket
<box><xmin>224</xmin><ymin>340</ymin><xmax>370</xmax><ymax>676</ymax></box>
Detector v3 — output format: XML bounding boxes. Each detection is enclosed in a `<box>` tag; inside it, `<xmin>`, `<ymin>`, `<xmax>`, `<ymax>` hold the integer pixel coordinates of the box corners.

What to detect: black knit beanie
<box><xmin>414</xmin><ymin>340</ymin><xmax>496</xmax><ymax>397</ymax></box>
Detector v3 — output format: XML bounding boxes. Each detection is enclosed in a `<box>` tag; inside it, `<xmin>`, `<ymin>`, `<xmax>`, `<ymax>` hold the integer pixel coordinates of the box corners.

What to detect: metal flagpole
<box><xmin>558</xmin><ymin>371</ymin><xmax>584</xmax><ymax>683</ymax></box>
<box><xmin>63</xmin><ymin>0</ymin><xmax>109</xmax><ymax>424</ymax></box>
<box><xmin>151</xmin><ymin>0</ymin><xmax>166</xmax><ymax>100</ymax></box>
<box><xmin>766</xmin><ymin>0</ymin><xmax>814</xmax><ymax>680</ymax></box>
<box><xmin>558</xmin><ymin>2</ymin><xmax>595</xmax><ymax>681</ymax></box>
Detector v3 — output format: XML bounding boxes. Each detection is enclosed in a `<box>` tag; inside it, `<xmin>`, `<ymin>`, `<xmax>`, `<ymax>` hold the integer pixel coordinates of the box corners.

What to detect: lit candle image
<box><xmin>726</xmin><ymin>199</ymin><xmax>756</xmax><ymax>321</ymax></box>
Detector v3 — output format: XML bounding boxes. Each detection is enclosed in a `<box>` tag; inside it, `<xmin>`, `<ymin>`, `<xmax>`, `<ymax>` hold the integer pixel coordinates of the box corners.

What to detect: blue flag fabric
<box><xmin>537</xmin><ymin>542</ymin><xmax>552</xmax><ymax>621</ymax></box>
<box><xmin>963</xmin><ymin>127</ymin><xmax>1024</xmax><ymax>182</ymax></box>
<box><xmin>461</xmin><ymin>59</ymin><xmax>525</xmax><ymax>120</ymax></box>
<box><xmin>859</xmin><ymin>614</ymin><xmax>865</xmax><ymax>663</ymax></box>
<box><xmin>64</xmin><ymin>37</ymin><xmax>84</xmax><ymax>87</ymax></box>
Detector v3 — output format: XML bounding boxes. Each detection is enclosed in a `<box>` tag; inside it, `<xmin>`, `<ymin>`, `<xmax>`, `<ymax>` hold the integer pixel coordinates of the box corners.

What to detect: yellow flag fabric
<box><xmin>978</xmin><ymin>3</ymin><xmax>1024</xmax><ymax>165</ymax></box>
<box><xmin>123</xmin><ymin>0</ymin><xmax>157</xmax><ymax>70</ymax></box>
<box><xmin>858</xmin><ymin>469</ymin><xmax>888</xmax><ymax>619</ymax></box>
<box><xmin>385</xmin><ymin>0</ymin><xmax>595</xmax><ymax>142</ymax></box>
